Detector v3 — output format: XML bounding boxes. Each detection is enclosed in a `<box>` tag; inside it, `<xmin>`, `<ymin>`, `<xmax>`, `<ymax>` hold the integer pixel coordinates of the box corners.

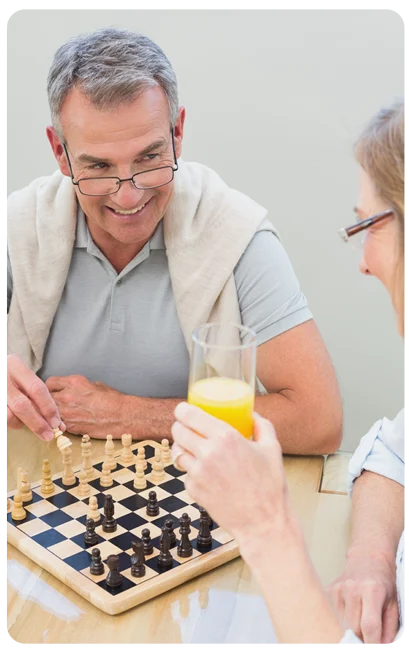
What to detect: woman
<box><xmin>171</xmin><ymin>99</ymin><xmax>404</xmax><ymax>644</ymax></box>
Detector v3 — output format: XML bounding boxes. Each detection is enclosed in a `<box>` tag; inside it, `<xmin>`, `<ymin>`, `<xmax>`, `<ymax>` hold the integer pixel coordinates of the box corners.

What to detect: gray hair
<box><xmin>47</xmin><ymin>27</ymin><xmax>179</xmax><ymax>139</ymax></box>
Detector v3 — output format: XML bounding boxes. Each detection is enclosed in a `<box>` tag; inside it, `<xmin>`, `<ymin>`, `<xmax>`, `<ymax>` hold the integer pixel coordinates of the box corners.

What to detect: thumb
<box><xmin>252</xmin><ymin>413</ymin><xmax>277</xmax><ymax>444</ymax></box>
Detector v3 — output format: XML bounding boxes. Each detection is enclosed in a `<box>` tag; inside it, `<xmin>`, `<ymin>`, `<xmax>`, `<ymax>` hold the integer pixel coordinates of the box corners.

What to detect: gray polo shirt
<box><xmin>7</xmin><ymin>208</ymin><xmax>312</xmax><ymax>398</ymax></box>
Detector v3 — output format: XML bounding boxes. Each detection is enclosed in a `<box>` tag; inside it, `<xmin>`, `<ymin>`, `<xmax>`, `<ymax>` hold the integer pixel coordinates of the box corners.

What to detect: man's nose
<box><xmin>111</xmin><ymin>180</ymin><xmax>145</xmax><ymax>208</ymax></box>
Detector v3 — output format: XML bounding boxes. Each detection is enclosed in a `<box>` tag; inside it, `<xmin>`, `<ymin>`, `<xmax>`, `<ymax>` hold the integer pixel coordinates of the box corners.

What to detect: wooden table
<box><xmin>7</xmin><ymin>427</ymin><xmax>352</xmax><ymax>643</ymax></box>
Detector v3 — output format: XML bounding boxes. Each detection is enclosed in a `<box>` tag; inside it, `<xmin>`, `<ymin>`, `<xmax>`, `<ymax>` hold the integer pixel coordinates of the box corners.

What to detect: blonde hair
<box><xmin>355</xmin><ymin>98</ymin><xmax>405</xmax><ymax>335</ymax></box>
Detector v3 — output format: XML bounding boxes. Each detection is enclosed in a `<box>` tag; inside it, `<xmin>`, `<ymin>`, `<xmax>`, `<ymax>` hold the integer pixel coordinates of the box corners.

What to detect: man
<box><xmin>7</xmin><ymin>27</ymin><xmax>342</xmax><ymax>453</ymax></box>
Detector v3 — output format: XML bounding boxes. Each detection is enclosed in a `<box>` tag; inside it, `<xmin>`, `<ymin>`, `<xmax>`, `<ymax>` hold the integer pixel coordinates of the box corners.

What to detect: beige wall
<box><xmin>8</xmin><ymin>10</ymin><xmax>404</xmax><ymax>451</ymax></box>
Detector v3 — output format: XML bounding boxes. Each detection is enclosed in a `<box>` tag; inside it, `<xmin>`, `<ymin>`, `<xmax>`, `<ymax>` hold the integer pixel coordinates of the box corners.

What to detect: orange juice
<box><xmin>188</xmin><ymin>377</ymin><xmax>254</xmax><ymax>438</ymax></box>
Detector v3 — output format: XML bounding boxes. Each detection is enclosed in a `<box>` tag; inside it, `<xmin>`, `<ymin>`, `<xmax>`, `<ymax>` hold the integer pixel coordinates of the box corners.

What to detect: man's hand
<box><xmin>326</xmin><ymin>553</ymin><xmax>399</xmax><ymax>643</ymax></box>
<box><xmin>7</xmin><ymin>354</ymin><xmax>64</xmax><ymax>441</ymax></box>
<box><xmin>45</xmin><ymin>375</ymin><xmax>128</xmax><ymax>438</ymax></box>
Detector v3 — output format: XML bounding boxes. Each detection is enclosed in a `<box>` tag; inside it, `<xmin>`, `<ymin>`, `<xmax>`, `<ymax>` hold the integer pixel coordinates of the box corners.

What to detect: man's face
<box><xmin>47</xmin><ymin>86</ymin><xmax>185</xmax><ymax>249</ymax></box>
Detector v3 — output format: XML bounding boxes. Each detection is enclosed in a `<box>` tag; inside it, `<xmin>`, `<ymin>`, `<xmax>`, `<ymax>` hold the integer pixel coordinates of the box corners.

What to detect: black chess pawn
<box><xmin>196</xmin><ymin>507</ymin><xmax>213</xmax><ymax>549</ymax></box>
<box><xmin>90</xmin><ymin>547</ymin><xmax>105</xmax><ymax>576</ymax></box>
<box><xmin>177</xmin><ymin>512</ymin><xmax>193</xmax><ymax>558</ymax></box>
<box><xmin>102</xmin><ymin>494</ymin><xmax>117</xmax><ymax>532</ymax></box>
<box><xmin>131</xmin><ymin>540</ymin><xmax>146</xmax><ymax>578</ymax></box>
<box><xmin>84</xmin><ymin>517</ymin><xmax>99</xmax><ymax>546</ymax></box>
<box><xmin>141</xmin><ymin>528</ymin><xmax>154</xmax><ymax>555</ymax></box>
<box><xmin>105</xmin><ymin>554</ymin><xmax>123</xmax><ymax>588</ymax></box>
<box><xmin>157</xmin><ymin>528</ymin><xmax>173</xmax><ymax>570</ymax></box>
<box><xmin>146</xmin><ymin>491</ymin><xmax>159</xmax><ymax>517</ymax></box>
<box><xmin>164</xmin><ymin>519</ymin><xmax>177</xmax><ymax>548</ymax></box>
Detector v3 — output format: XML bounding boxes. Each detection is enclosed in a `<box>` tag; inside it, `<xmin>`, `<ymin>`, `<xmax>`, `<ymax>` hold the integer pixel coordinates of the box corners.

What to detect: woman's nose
<box><xmin>359</xmin><ymin>256</ymin><xmax>372</xmax><ymax>275</ymax></box>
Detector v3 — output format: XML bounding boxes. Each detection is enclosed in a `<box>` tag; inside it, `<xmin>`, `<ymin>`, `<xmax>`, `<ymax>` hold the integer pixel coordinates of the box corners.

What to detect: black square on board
<box><xmin>32</xmin><ymin>528</ymin><xmax>66</xmax><ymax>548</ymax></box>
<box><xmin>191</xmin><ymin>518</ymin><xmax>219</xmax><ymax>531</ymax></box>
<box><xmin>54</xmin><ymin>476</ymin><xmax>79</xmax><ymax>490</ymax></box>
<box><xmin>71</xmin><ymin>531</ymin><xmax>104</xmax><ymax>550</ymax></box>
<box><xmin>97</xmin><ymin>573</ymin><xmax>135</xmax><ymax>596</ymax></box>
<box><xmin>150</xmin><ymin>513</ymin><xmax>180</xmax><ymax>530</ymax></box>
<box><xmin>64</xmin><ymin>550</ymin><xmax>92</xmax><ymax>571</ymax></box>
<box><xmin>89</xmin><ymin>479</ymin><xmax>120</xmax><ymax>492</ymax></box>
<box><xmin>116</xmin><ymin>512</ymin><xmax>147</xmax><ymax>531</ymax></box>
<box><xmin>158</xmin><ymin>495</ymin><xmax>189</xmax><ymax>513</ymax></box>
<box><xmin>160</xmin><ymin>478</ymin><xmax>186</xmax><ymax>495</ymax></box>
<box><xmin>7</xmin><ymin>510</ymin><xmax>37</xmax><ymax>527</ymax></box>
<box><xmin>123</xmin><ymin>480</ymin><xmax>154</xmax><ymax>494</ymax></box>
<box><xmin>145</xmin><ymin>555</ymin><xmax>180</xmax><ymax>573</ymax></box>
<box><xmin>191</xmin><ymin>537</ymin><xmax>222</xmax><ymax>554</ymax></box>
<box><xmin>109</xmin><ymin>530</ymin><xmax>140</xmax><ymax>552</ymax></box>
<box><xmin>164</xmin><ymin>465</ymin><xmax>185</xmax><ymax>479</ymax></box>
<box><xmin>46</xmin><ymin>492</ymin><xmax>79</xmax><ymax>508</ymax></box>
<box><xmin>103</xmin><ymin>551</ymin><xmax>132</xmax><ymax>572</ymax></box>
<box><xmin>141</xmin><ymin>445</ymin><xmax>156</xmax><ymax>460</ymax></box>
<box><xmin>120</xmin><ymin>494</ymin><xmax>148</xmax><ymax>512</ymax></box>
<box><xmin>40</xmin><ymin>510</ymin><xmax>73</xmax><ymax>528</ymax></box>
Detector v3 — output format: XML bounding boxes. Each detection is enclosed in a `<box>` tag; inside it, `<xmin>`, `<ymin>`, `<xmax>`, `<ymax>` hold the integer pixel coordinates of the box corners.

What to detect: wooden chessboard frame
<box><xmin>7</xmin><ymin>440</ymin><xmax>240</xmax><ymax>615</ymax></box>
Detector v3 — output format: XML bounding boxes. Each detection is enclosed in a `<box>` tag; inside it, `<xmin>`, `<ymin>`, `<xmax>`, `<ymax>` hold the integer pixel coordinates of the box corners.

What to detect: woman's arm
<box><xmin>327</xmin><ymin>470</ymin><xmax>403</xmax><ymax>642</ymax></box>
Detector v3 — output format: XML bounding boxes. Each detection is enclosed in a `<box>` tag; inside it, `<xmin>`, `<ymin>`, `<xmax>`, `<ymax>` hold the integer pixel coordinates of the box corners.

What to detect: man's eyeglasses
<box><xmin>63</xmin><ymin>129</ymin><xmax>178</xmax><ymax>196</ymax></box>
<box><xmin>338</xmin><ymin>209</ymin><xmax>394</xmax><ymax>248</ymax></box>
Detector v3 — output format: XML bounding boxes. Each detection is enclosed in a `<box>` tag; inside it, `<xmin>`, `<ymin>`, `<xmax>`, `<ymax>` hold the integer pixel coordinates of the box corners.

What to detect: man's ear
<box><xmin>173</xmin><ymin>106</ymin><xmax>186</xmax><ymax>159</ymax></box>
<box><xmin>46</xmin><ymin>126</ymin><xmax>71</xmax><ymax>177</ymax></box>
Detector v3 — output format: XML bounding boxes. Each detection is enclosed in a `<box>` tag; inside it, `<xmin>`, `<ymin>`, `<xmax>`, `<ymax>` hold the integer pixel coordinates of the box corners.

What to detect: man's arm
<box><xmin>255</xmin><ymin>319</ymin><xmax>342</xmax><ymax>454</ymax></box>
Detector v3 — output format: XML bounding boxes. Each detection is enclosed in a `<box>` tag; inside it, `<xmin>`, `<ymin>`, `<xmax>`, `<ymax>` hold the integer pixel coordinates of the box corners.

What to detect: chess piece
<box><xmin>77</xmin><ymin>469</ymin><xmax>90</xmax><ymax>498</ymax></box>
<box><xmin>90</xmin><ymin>547</ymin><xmax>105</xmax><ymax>576</ymax></box>
<box><xmin>61</xmin><ymin>446</ymin><xmax>76</xmax><ymax>486</ymax></box>
<box><xmin>20</xmin><ymin>471</ymin><xmax>32</xmax><ymax>503</ymax></box>
<box><xmin>141</xmin><ymin>528</ymin><xmax>154</xmax><ymax>555</ymax></box>
<box><xmin>81</xmin><ymin>434</ymin><xmax>94</xmax><ymax>479</ymax></box>
<box><xmin>41</xmin><ymin>459</ymin><xmax>55</xmax><ymax>495</ymax></box>
<box><xmin>17</xmin><ymin>467</ymin><xmax>23</xmax><ymax>492</ymax></box>
<box><xmin>157</xmin><ymin>528</ymin><xmax>173</xmax><ymax>569</ymax></box>
<box><xmin>136</xmin><ymin>447</ymin><xmax>147</xmax><ymax>471</ymax></box>
<box><xmin>146</xmin><ymin>491</ymin><xmax>159</xmax><ymax>517</ymax></box>
<box><xmin>161</xmin><ymin>439</ymin><xmax>172</xmax><ymax>463</ymax></box>
<box><xmin>102</xmin><ymin>494</ymin><xmax>117</xmax><ymax>532</ymax></box>
<box><xmin>120</xmin><ymin>433</ymin><xmax>134</xmax><ymax>464</ymax></box>
<box><xmin>196</xmin><ymin>507</ymin><xmax>213</xmax><ymax>549</ymax></box>
<box><xmin>84</xmin><ymin>518</ymin><xmax>99</xmax><ymax>546</ymax></box>
<box><xmin>53</xmin><ymin>427</ymin><xmax>72</xmax><ymax>451</ymax></box>
<box><xmin>105</xmin><ymin>434</ymin><xmax>117</xmax><ymax>471</ymax></box>
<box><xmin>150</xmin><ymin>450</ymin><xmax>165</xmax><ymax>484</ymax></box>
<box><xmin>87</xmin><ymin>495</ymin><xmax>101</xmax><ymax>523</ymax></box>
<box><xmin>105</xmin><ymin>554</ymin><xmax>123</xmax><ymax>588</ymax></box>
<box><xmin>100</xmin><ymin>461</ymin><xmax>113</xmax><ymax>488</ymax></box>
<box><xmin>177</xmin><ymin>513</ymin><xmax>193</xmax><ymax>558</ymax></box>
<box><xmin>131</xmin><ymin>540</ymin><xmax>146</xmax><ymax>578</ymax></box>
<box><xmin>165</xmin><ymin>519</ymin><xmax>177</xmax><ymax>548</ymax></box>
<box><xmin>11</xmin><ymin>490</ymin><xmax>26</xmax><ymax>521</ymax></box>
<box><xmin>7</xmin><ymin>498</ymin><xmax>11</xmax><ymax>513</ymax></box>
<box><xmin>133</xmin><ymin>462</ymin><xmax>147</xmax><ymax>490</ymax></box>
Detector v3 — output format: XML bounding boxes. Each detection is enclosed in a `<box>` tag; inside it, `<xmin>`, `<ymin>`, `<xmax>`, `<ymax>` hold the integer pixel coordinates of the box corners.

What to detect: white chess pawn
<box><xmin>136</xmin><ymin>447</ymin><xmax>147</xmax><ymax>471</ymax></box>
<box><xmin>105</xmin><ymin>434</ymin><xmax>117</xmax><ymax>471</ymax></box>
<box><xmin>133</xmin><ymin>462</ymin><xmax>147</xmax><ymax>490</ymax></box>
<box><xmin>87</xmin><ymin>495</ymin><xmax>101</xmax><ymax>522</ymax></box>
<box><xmin>41</xmin><ymin>459</ymin><xmax>55</xmax><ymax>495</ymax></box>
<box><xmin>62</xmin><ymin>446</ymin><xmax>76</xmax><ymax>486</ymax></box>
<box><xmin>77</xmin><ymin>469</ymin><xmax>90</xmax><ymax>498</ymax></box>
<box><xmin>20</xmin><ymin>471</ymin><xmax>32</xmax><ymax>503</ymax></box>
<box><xmin>100</xmin><ymin>460</ymin><xmax>113</xmax><ymax>488</ymax></box>
<box><xmin>12</xmin><ymin>490</ymin><xmax>26</xmax><ymax>521</ymax></box>
<box><xmin>150</xmin><ymin>450</ymin><xmax>165</xmax><ymax>484</ymax></box>
<box><xmin>161</xmin><ymin>439</ymin><xmax>172</xmax><ymax>463</ymax></box>
<box><xmin>120</xmin><ymin>433</ymin><xmax>134</xmax><ymax>464</ymax></box>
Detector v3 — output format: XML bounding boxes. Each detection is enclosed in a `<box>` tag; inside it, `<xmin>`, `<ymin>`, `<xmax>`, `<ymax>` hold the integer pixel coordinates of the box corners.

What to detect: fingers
<box><xmin>171</xmin><ymin>442</ymin><xmax>196</xmax><ymax>472</ymax></box>
<box><xmin>7</xmin><ymin>385</ymin><xmax>54</xmax><ymax>441</ymax></box>
<box><xmin>174</xmin><ymin>402</ymin><xmax>236</xmax><ymax>440</ymax></box>
<box><xmin>343</xmin><ymin>591</ymin><xmax>363</xmax><ymax>639</ymax></box>
<box><xmin>381</xmin><ymin>600</ymin><xmax>400</xmax><ymax>643</ymax></box>
<box><xmin>7</xmin><ymin>406</ymin><xmax>23</xmax><ymax>429</ymax></box>
<box><xmin>171</xmin><ymin>421</ymin><xmax>208</xmax><ymax>459</ymax></box>
<box><xmin>359</xmin><ymin>589</ymin><xmax>385</xmax><ymax>643</ymax></box>
<box><xmin>45</xmin><ymin>376</ymin><xmax>69</xmax><ymax>392</ymax></box>
<box><xmin>252</xmin><ymin>413</ymin><xmax>278</xmax><ymax>444</ymax></box>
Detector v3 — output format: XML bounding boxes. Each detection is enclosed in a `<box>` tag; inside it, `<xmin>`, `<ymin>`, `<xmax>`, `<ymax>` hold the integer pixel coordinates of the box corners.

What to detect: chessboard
<box><xmin>7</xmin><ymin>440</ymin><xmax>240</xmax><ymax>615</ymax></box>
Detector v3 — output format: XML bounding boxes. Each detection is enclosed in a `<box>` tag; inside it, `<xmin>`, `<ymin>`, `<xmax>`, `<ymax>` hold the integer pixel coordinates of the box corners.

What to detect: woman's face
<box><xmin>356</xmin><ymin>167</ymin><xmax>399</xmax><ymax>301</ymax></box>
